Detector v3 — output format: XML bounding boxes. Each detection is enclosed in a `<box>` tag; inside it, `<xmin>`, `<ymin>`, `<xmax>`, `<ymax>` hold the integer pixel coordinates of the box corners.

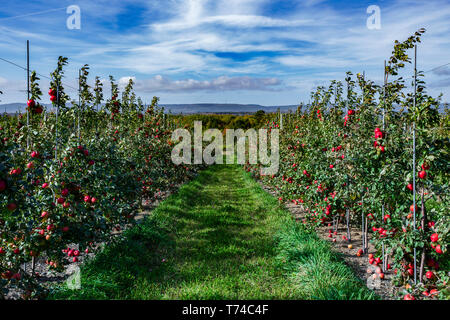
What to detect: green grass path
<box><xmin>50</xmin><ymin>165</ymin><xmax>376</xmax><ymax>300</ymax></box>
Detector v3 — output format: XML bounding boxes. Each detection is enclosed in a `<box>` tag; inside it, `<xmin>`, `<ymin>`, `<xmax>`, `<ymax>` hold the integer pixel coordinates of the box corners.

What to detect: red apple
<box><xmin>430</xmin><ymin>233</ymin><xmax>438</xmax><ymax>242</ymax></box>
<box><xmin>61</xmin><ymin>188</ymin><xmax>69</xmax><ymax>197</ymax></box>
<box><xmin>429</xmin><ymin>289</ymin><xmax>439</xmax><ymax>296</ymax></box>
<box><xmin>418</xmin><ymin>170</ymin><xmax>427</xmax><ymax>179</ymax></box>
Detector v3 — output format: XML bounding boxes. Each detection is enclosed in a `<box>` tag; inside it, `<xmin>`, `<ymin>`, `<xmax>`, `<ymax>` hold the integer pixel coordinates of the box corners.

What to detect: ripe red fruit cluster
<box><xmin>316</xmin><ymin>109</ymin><xmax>322</xmax><ymax>120</ymax></box>
<box><xmin>303</xmin><ymin>169</ymin><xmax>310</xmax><ymax>178</ymax></box>
<box><xmin>373</xmin><ymin>128</ymin><xmax>385</xmax><ymax>153</ymax></box>
<box><xmin>430</xmin><ymin>233</ymin><xmax>438</xmax><ymax>243</ymax></box>
<box><xmin>61</xmin><ymin>188</ymin><xmax>69</xmax><ymax>197</ymax></box>
<box><xmin>27</xmin><ymin>99</ymin><xmax>43</xmax><ymax>114</ymax></box>
<box><xmin>48</xmin><ymin>88</ymin><xmax>57</xmax><ymax>103</ymax></box>
<box><xmin>343</xmin><ymin>110</ymin><xmax>355</xmax><ymax>126</ymax></box>
<box><xmin>418</xmin><ymin>162</ymin><xmax>430</xmax><ymax>180</ymax></box>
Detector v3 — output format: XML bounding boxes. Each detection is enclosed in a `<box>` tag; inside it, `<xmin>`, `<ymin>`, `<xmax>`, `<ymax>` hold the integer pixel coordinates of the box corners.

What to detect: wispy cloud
<box><xmin>433</xmin><ymin>66</ymin><xmax>450</xmax><ymax>76</ymax></box>
<box><xmin>0</xmin><ymin>0</ymin><xmax>449</xmax><ymax>105</ymax></box>
<box><xmin>119</xmin><ymin>75</ymin><xmax>286</xmax><ymax>92</ymax></box>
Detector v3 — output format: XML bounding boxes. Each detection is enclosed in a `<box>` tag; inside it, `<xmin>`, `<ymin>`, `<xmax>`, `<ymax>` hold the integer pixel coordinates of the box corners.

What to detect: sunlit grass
<box><xmin>49</xmin><ymin>164</ymin><xmax>377</xmax><ymax>300</ymax></box>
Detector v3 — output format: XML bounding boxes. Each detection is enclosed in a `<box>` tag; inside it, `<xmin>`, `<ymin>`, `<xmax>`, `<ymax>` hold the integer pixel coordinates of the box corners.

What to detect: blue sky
<box><xmin>0</xmin><ymin>0</ymin><xmax>449</xmax><ymax>106</ymax></box>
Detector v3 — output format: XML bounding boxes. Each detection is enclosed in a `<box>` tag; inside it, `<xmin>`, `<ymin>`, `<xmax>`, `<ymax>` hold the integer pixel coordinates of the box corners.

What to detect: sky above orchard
<box><xmin>0</xmin><ymin>0</ymin><xmax>449</xmax><ymax>105</ymax></box>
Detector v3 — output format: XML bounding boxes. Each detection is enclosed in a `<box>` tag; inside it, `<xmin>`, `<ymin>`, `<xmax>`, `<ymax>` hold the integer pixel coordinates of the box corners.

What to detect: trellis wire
<box><xmin>346</xmin><ymin>174</ymin><xmax>351</xmax><ymax>241</ymax></box>
<box><xmin>383</xmin><ymin>60</ymin><xmax>386</xmax><ymax>131</ymax></box>
<box><xmin>412</xmin><ymin>44</ymin><xmax>418</xmax><ymax>284</ymax></box>
<box><xmin>26</xmin><ymin>40</ymin><xmax>30</xmax><ymax>150</ymax></box>
<box><xmin>361</xmin><ymin>71</ymin><xmax>366</xmax><ymax>254</ymax></box>
<box><xmin>361</xmin><ymin>197</ymin><xmax>365</xmax><ymax>253</ymax></box>
<box><xmin>0</xmin><ymin>57</ymin><xmax>78</xmax><ymax>91</ymax></box>
<box><xmin>55</xmin><ymin>81</ymin><xmax>60</xmax><ymax>161</ymax></box>
<box><xmin>78</xmin><ymin>68</ymin><xmax>81</xmax><ymax>140</ymax></box>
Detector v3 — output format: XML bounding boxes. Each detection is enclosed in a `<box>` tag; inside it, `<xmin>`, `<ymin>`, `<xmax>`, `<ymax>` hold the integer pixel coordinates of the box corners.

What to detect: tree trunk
<box><xmin>364</xmin><ymin>217</ymin><xmax>369</xmax><ymax>253</ymax></box>
<box><xmin>346</xmin><ymin>209</ymin><xmax>351</xmax><ymax>241</ymax></box>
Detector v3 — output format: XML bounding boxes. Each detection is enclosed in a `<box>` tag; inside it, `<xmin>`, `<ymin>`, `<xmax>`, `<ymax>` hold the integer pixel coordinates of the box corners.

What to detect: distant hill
<box><xmin>1</xmin><ymin>102</ymin><xmax>447</xmax><ymax>115</ymax></box>
<box><xmin>0</xmin><ymin>102</ymin><xmax>298</xmax><ymax>115</ymax></box>
<box><xmin>161</xmin><ymin>103</ymin><xmax>298</xmax><ymax>114</ymax></box>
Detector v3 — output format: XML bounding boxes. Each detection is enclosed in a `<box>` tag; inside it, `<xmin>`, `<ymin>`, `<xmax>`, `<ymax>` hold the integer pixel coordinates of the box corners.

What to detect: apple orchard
<box><xmin>244</xmin><ymin>30</ymin><xmax>449</xmax><ymax>300</ymax></box>
<box><xmin>0</xmin><ymin>29</ymin><xmax>449</xmax><ymax>300</ymax></box>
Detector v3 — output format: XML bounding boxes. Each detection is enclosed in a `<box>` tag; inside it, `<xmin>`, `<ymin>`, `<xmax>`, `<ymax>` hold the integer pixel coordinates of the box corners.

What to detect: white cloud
<box><xmin>120</xmin><ymin>75</ymin><xmax>285</xmax><ymax>92</ymax></box>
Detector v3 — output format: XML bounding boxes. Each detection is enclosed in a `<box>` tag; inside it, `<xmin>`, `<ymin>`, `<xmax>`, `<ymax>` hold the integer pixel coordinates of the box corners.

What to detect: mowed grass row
<box><xmin>49</xmin><ymin>165</ymin><xmax>377</xmax><ymax>300</ymax></box>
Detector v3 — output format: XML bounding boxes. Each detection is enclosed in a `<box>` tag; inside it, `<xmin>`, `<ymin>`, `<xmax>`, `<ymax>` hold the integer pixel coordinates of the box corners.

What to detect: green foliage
<box><xmin>174</xmin><ymin>111</ymin><xmax>272</xmax><ymax>130</ymax></box>
<box><xmin>245</xmin><ymin>29</ymin><xmax>449</xmax><ymax>300</ymax></box>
